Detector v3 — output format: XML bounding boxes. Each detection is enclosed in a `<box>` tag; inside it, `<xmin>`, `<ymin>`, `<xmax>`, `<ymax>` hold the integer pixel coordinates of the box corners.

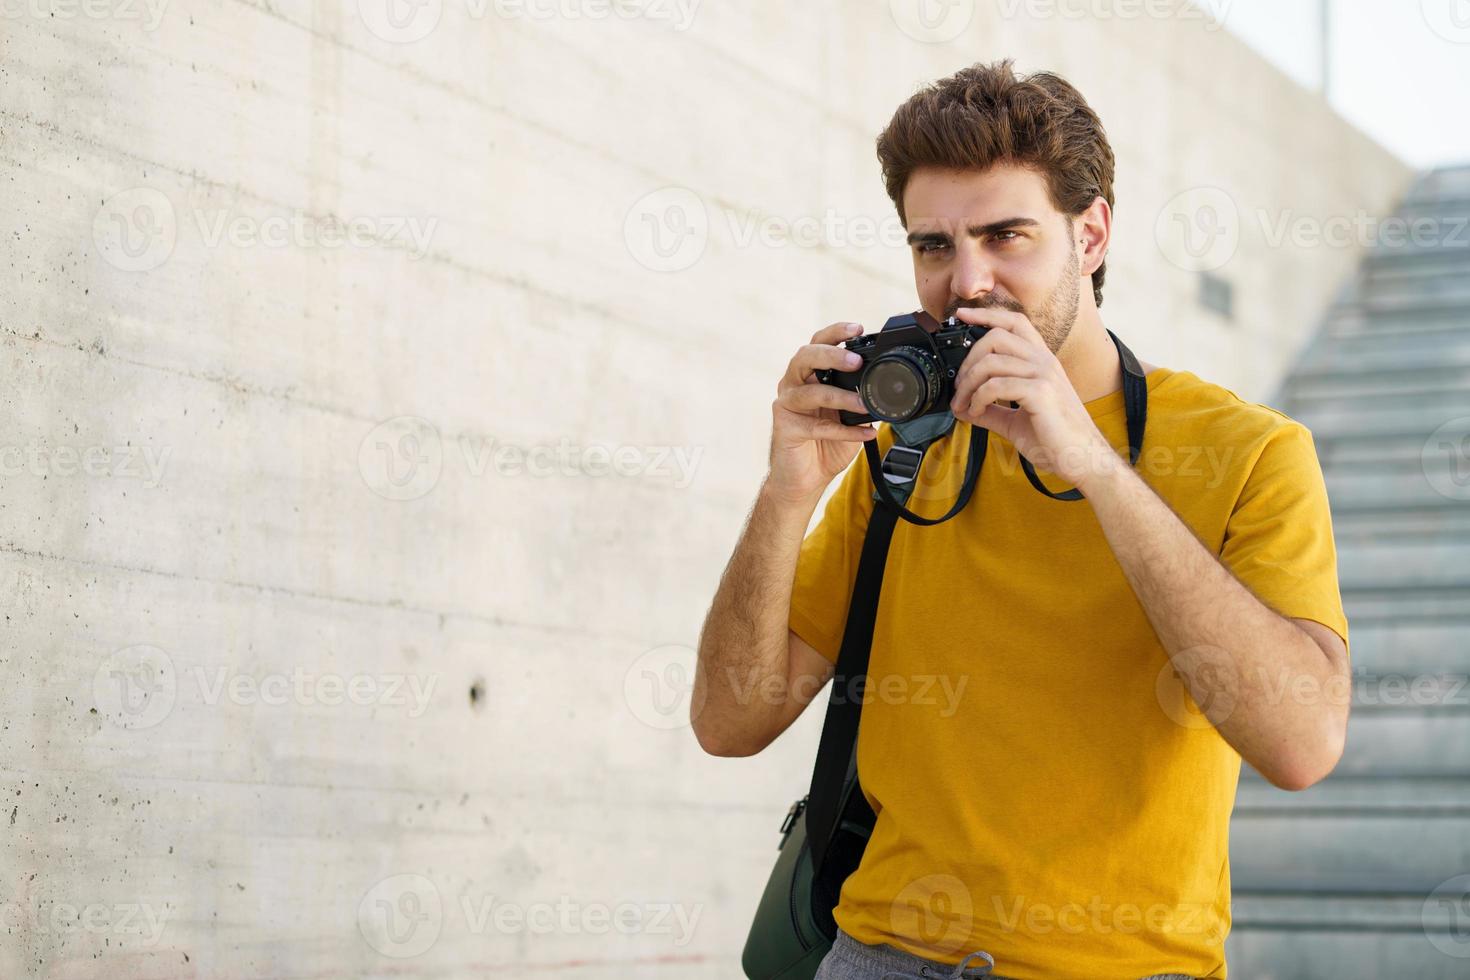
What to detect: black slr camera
<box><xmin>817</xmin><ymin>311</ymin><xmax>989</xmax><ymax>425</ymax></box>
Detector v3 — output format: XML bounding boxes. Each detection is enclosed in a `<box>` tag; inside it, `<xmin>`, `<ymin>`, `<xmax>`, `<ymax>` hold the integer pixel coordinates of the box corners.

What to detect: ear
<box><xmin>1074</xmin><ymin>195</ymin><xmax>1111</xmax><ymax>280</ymax></box>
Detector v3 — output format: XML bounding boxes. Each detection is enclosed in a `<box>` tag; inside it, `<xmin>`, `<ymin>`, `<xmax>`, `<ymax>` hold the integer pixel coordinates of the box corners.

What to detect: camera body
<box><xmin>817</xmin><ymin>311</ymin><xmax>990</xmax><ymax>425</ymax></box>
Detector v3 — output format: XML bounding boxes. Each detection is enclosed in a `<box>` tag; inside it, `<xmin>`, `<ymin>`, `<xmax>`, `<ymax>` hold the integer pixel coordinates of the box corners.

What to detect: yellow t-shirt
<box><xmin>788</xmin><ymin>366</ymin><xmax>1349</xmax><ymax>980</ymax></box>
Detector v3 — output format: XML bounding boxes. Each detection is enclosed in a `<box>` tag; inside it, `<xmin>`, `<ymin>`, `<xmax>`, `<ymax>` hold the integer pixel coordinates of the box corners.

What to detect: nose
<box><xmin>948</xmin><ymin>244</ymin><xmax>995</xmax><ymax>304</ymax></box>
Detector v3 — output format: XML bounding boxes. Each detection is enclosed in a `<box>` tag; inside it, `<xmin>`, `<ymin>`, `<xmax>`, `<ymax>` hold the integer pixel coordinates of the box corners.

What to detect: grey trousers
<box><xmin>813</xmin><ymin>926</ymin><xmax>1200</xmax><ymax>980</ymax></box>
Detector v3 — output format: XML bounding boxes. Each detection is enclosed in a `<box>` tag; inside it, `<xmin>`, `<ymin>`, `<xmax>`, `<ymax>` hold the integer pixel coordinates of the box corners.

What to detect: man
<box><xmin>691</xmin><ymin>60</ymin><xmax>1350</xmax><ymax>980</ymax></box>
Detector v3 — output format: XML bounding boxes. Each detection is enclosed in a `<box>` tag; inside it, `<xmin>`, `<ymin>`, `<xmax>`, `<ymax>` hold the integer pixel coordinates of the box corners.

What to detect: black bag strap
<box><xmin>803</xmin><ymin>490</ymin><xmax>895</xmax><ymax>880</ymax></box>
<box><xmin>803</xmin><ymin>412</ymin><xmax>963</xmax><ymax>878</ymax></box>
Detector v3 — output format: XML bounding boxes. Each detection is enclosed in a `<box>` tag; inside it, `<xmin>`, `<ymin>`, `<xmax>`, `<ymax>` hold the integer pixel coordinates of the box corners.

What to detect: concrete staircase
<box><xmin>1224</xmin><ymin>164</ymin><xmax>1470</xmax><ymax>978</ymax></box>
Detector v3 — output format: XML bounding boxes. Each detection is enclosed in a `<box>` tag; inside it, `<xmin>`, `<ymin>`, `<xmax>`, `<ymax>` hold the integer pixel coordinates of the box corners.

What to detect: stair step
<box><xmin>1318</xmin><ymin>438</ymin><xmax>1454</xmax><ymax>469</ymax></box>
<box><xmin>1326</xmin><ymin>309</ymin><xmax>1470</xmax><ymax>339</ymax></box>
<box><xmin>1324</xmin><ymin>470</ymin><xmax>1466</xmax><ymax>510</ymax></box>
<box><xmin>1339</xmin><ymin>623</ymin><xmax>1470</xmax><ymax>674</ymax></box>
<box><xmin>1331</xmin><ymin>505</ymin><xmax>1470</xmax><ymax>539</ymax></box>
<box><xmin>1335</xmin><ymin>621</ymin><xmax>1470</xmax><ymax>674</ymax></box>
<box><xmin>1338</xmin><ymin>541</ymin><xmax>1470</xmax><ymax>590</ymax></box>
<box><xmin>1343</xmin><ymin>586</ymin><xmax>1470</xmax><ymax>624</ymax></box>
<box><xmin>1392</xmin><ymin>186</ymin><xmax>1470</xmax><ymax>211</ymax></box>
<box><xmin>1328</xmin><ymin>709</ymin><xmax>1470</xmax><ymax>776</ymax></box>
<box><xmin>1366</xmin><ymin>255</ymin><xmax>1470</xmax><ymax>282</ymax></box>
<box><xmin>1226</xmin><ymin>924</ymin><xmax>1465</xmax><ymax>980</ymax></box>
<box><xmin>1290</xmin><ymin>402</ymin><xmax>1470</xmax><ymax>438</ymax></box>
<box><xmin>1360</xmin><ymin>238</ymin><xmax>1470</xmax><ymax>264</ymax></box>
<box><xmin>1237</xmin><ymin>775</ymin><xmax>1470</xmax><ymax>811</ymax></box>
<box><xmin>1231</xmin><ymin>812</ymin><xmax>1470</xmax><ymax>886</ymax></box>
<box><xmin>1286</xmin><ymin>365</ymin><xmax>1470</xmax><ymax>398</ymax></box>
<box><xmin>1294</xmin><ymin>340</ymin><xmax>1470</xmax><ymax>377</ymax></box>
<box><xmin>1333</xmin><ymin>296</ymin><xmax>1470</xmax><ymax>324</ymax></box>
<box><xmin>1406</xmin><ymin>164</ymin><xmax>1470</xmax><ymax>199</ymax></box>
<box><xmin>1283</xmin><ymin>375</ymin><xmax>1470</xmax><ymax>406</ymax></box>
<box><xmin>1361</xmin><ymin>281</ymin><xmax>1470</xmax><ymax>306</ymax></box>
<box><xmin>1393</xmin><ymin>193</ymin><xmax>1470</xmax><ymax>216</ymax></box>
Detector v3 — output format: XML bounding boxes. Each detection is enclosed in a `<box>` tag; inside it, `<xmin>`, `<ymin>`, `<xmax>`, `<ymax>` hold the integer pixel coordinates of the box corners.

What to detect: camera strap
<box><xmin>805</xmin><ymin>328</ymin><xmax>1150</xmax><ymax>892</ymax></box>
<box><xmin>1018</xmin><ymin>328</ymin><xmax>1148</xmax><ymax>501</ymax></box>
<box><xmin>861</xmin><ymin>327</ymin><xmax>1147</xmax><ymax>518</ymax></box>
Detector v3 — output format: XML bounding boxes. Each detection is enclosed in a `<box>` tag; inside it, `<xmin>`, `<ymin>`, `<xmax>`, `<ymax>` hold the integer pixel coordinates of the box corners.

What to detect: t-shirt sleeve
<box><xmin>1218</xmin><ymin>421</ymin><xmax>1350</xmax><ymax>659</ymax></box>
<box><xmin>787</xmin><ymin>427</ymin><xmax>889</xmax><ymax>664</ymax></box>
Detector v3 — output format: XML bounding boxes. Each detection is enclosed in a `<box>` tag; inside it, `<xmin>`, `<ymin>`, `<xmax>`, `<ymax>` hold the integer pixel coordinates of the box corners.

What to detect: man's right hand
<box><xmin>765</xmin><ymin>321</ymin><xmax>878</xmax><ymax>506</ymax></box>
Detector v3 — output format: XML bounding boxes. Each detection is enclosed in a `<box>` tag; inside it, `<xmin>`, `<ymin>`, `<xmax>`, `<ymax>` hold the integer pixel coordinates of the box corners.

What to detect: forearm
<box><xmin>692</xmin><ymin>482</ymin><xmax>817</xmax><ymax>755</ymax></box>
<box><xmin>1077</xmin><ymin>451</ymin><xmax>1348</xmax><ymax>789</ymax></box>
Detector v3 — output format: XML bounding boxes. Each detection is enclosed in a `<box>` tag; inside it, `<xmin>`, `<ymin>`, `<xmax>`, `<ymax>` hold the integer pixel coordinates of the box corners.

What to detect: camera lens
<box><xmin>860</xmin><ymin>347</ymin><xmax>941</xmax><ymax>422</ymax></box>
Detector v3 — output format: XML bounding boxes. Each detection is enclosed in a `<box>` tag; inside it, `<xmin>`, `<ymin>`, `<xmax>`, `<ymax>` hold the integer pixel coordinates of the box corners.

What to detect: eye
<box><xmin>917</xmin><ymin>241</ymin><xmax>950</xmax><ymax>255</ymax></box>
<box><xmin>992</xmin><ymin>230</ymin><xmax>1020</xmax><ymax>243</ymax></box>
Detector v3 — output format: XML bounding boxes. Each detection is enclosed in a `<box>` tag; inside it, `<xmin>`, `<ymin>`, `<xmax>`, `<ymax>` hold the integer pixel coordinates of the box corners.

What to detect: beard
<box><xmin>946</xmin><ymin>245</ymin><xmax>1082</xmax><ymax>354</ymax></box>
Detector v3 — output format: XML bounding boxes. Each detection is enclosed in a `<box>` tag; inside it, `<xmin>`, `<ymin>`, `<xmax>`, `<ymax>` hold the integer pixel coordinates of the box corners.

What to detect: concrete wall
<box><xmin>0</xmin><ymin>1</ymin><xmax>1410</xmax><ymax>977</ymax></box>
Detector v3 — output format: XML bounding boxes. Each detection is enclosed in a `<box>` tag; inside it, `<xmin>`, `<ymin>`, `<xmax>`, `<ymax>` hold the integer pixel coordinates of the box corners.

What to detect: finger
<box><xmin>965</xmin><ymin>325</ymin><xmax>1032</xmax><ymax>363</ymax></box>
<box><xmin>951</xmin><ymin>351</ymin><xmax>1038</xmax><ymax>410</ymax></box>
<box><xmin>786</xmin><ymin>415</ymin><xmax>879</xmax><ymax>443</ymax></box>
<box><xmin>953</xmin><ymin>306</ymin><xmax>1048</xmax><ymax>351</ymax></box>
<box><xmin>811</xmin><ymin>321</ymin><xmax>864</xmax><ymax>346</ymax></box>
<box><xmin>954</xmin><ymin>328</ymin><xmax>1035</xmax><ymax>389</ymax></box>
<box><xmin>780</xmin><ymin>342</ymin><xmax>863</xmax><ymax>394</ymax></box>
<box><xmin>777</xmin><ymin>383</ymin><xmax>867</xmax><ymax>416</ymax></box>
<box><xmin>964</xmin><ymin>376</ymin><xmax>1038</xmax><ymax>418</ymax></box>
<box><xmin>954</xmin><ymin>324</ymin><xmax>1053</xmax><ymax>402</ymax></box>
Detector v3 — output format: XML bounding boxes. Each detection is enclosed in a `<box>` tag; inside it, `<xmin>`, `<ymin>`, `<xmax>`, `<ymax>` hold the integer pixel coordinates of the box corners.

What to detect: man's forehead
<box><xmin>903</xmin><ymin>164</ymin><xmax>1054</xmax><ymax>228</ymax></box>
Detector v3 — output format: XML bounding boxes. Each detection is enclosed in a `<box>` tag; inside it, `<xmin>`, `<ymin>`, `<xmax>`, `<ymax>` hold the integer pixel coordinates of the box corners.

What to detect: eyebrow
<box><xmin>906</xmin><ymin>217</ymin><xmax>1041</xmax><ymax>246</ymax></box>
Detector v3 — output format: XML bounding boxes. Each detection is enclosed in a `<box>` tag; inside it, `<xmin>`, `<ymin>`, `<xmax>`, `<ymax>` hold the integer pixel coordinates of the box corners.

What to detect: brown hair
<box><xmin>876</xmin><ymin>59</ymin><xmax>1116</xmax><ymax>307</ymax></box>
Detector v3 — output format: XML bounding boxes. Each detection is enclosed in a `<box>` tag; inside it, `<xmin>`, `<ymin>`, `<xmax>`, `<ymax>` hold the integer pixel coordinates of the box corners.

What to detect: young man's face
<box><xmin>903</xmin><ymin>163</ymin><xmax>1085</xmax><ymax>353</ymax></box>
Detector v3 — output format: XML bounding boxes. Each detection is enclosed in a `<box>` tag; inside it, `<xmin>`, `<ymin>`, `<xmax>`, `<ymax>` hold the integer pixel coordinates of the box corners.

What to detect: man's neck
<box><xmin>1057</xmin><ymin>309</ymin><xmax>1130</xmax><ymax>405</ymax></box>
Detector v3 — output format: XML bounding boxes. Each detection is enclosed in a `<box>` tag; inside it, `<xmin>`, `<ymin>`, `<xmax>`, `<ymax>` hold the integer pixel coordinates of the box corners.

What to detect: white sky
<box><xmin>1218</xmin><ymin>0</ymin><xmax>1470</xmax><ymax>170</ymax></box>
